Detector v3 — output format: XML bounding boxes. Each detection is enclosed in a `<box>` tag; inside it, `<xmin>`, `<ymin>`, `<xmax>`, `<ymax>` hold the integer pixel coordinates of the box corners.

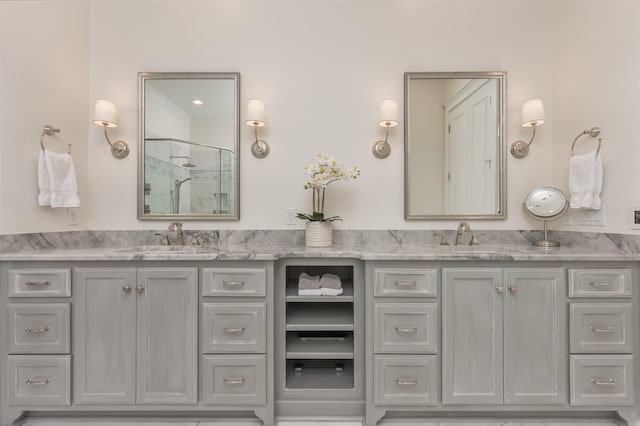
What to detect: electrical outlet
<box><xmin>561</xmin><ymin>210</ymin><xmax>573</xmax><ymax>226</ymax></box>
<box><xmin>629</xmin><ymin>206</ymin><xmax>640</xmax><ymax>229</ymax></box>
<box><xmin>67</xmin><ymin>208</ymin><xmax>78</xmax><ymax>226</ymax></box>
<box><xmin>285</xmin><ymin>207</ymin><xmax>297</xmax><ymax>225</ymax></box>
<box><xmin>577</xmin><ymin>205</ymin><xmax>606</xmax><ymax>226</ymax></box>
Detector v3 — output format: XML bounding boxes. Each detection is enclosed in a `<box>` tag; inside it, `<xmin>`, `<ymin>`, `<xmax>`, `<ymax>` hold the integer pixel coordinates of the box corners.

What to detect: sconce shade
<box><xmin>93</xmin><ymin>99</ymin><xmax>119</xmax><ymax>128</ymax></box>
<box><xmin>246</xmin><ymin>99</ymin><xmax>266</xmax><ymax>127</ymax></box>
<box><xmin>521</xmin><ymin>99</ymin><xmax>546</xmax><ymax>128</ymax></box>
<box><xmin>378</xmin><ymin>99</ymin><xmax>399</xmax><ymax>127</ymax></box>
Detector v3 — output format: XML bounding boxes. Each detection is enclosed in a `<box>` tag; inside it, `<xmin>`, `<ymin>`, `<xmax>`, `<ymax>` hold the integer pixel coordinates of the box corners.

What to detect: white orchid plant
<box><xmin>297</xmin><ymin>154</ymin><xmax>361</xmax><ymax>222</ymax></box>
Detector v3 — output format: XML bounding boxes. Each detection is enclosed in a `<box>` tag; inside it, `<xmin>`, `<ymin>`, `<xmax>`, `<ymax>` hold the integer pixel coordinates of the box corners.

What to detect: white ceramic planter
<box><xmin>305</xmin><ymin>221</ymin><xmax>333</xmax><ymax>247</ymax></box>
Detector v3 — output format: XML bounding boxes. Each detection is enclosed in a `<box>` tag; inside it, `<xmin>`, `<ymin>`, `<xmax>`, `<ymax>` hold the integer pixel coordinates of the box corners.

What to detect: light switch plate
<box><xmin>67</xmin><ymin>208</ymin><xmax>78</xmax><ymax>226</ymax></box>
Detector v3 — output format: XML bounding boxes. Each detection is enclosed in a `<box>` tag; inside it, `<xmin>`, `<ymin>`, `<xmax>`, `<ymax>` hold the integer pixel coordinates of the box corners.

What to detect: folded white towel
<box><xmin>321</xmin><ymin>287</ymin><xmax>344</xmax><ymax>296</ymax></box>
<box><xmin>319</xmin><ymin>273</ymin><xmax>342</xmax><ymax>289</ymax></box>
<box><xmin>569</xmin><ymin>151</ymin><xmax>602</xmax><ymax>210</ymax></box>
<box><xmin>39</xmin><ymin>149</ymin><xmax>80</xmax><ymax>208</ymax></box>
<box><xmin>298</xmin><ymin>288</ymin><xmax>323</xmax><ymax>296</ymax></box>
<box><xmin>298</xmin><ymin>272</ymin><xmax>321</xmax><ymax>289</ymax></box>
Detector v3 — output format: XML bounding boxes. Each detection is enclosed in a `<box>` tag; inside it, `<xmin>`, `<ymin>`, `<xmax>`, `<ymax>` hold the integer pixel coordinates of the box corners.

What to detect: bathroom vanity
<box><xmin>0</xmin><ymin>231</ymin><xmax>638</xmax><ymax>426</ymax></box>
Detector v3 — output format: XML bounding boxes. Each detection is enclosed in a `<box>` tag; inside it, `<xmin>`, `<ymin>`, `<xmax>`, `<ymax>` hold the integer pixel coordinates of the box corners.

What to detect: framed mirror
<box><xmin>404</xmin><ymin>71</ymin><xmax>506</xmax><ymax>219</ymax></box>
<box><xmin>138</xmin><ymin>72</ymin><xmax>240</xmax><ymax>220</ymax></box>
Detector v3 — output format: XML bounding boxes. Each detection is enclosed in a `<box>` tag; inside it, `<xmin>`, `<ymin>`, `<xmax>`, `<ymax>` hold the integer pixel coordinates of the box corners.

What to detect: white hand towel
<box><xmin>298</xmin><ymin>288</ymin><xmax>323</xmax><ymax>296</ymax></box>
<box><xmin>298</xmin><ymin>272</ymin><xmax>321</xmax><ymax>289</ymax></box>
<box><xmin>42</xmin><ymin>149</ymin><xmax>80</xmax><ymax>208</ymax></box>
<box><xmin>569</xmin><ymin>151</ymin><xmax>602</xmax><ymax>210</ymax></box>
<box><xmin>319</xmin><ymin>273</ymin><xmax>342</xmax><ymax>290</ymax></box>
<box><xmin>320</xmin><ymin>287</ymin><xmax>344</xmax><ymax>296</ymax></box>
<box><xmin>38</xmin><ymin>152</ymin><xmax>52</xmax><ymax>206</ymax></box>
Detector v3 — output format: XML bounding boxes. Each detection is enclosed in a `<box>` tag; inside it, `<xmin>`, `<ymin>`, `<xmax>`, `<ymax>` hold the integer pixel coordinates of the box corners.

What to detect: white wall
<box><xmin>1</xmin><ymin>0</ymin><xmax>638</xmax><ymax>234</ymax></box>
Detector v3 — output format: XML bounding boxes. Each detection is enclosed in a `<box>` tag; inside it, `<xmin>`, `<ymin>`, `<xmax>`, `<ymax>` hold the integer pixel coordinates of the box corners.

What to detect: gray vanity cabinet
<box><xmin>73</xmin><ymin>267</ymin><xmax>197</xmax><ymax>405</ymax></box>
<box><xmin>442</xmin><ymin>268</ymin><xmax>566</xmax><ymax>405</ymax></box>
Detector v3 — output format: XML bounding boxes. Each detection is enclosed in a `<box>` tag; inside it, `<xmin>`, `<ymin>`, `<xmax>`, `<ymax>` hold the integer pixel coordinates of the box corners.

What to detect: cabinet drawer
<box><xmin>202</xmin><ymin>268</ymin><xmax>266</xmax><ymax>297</ymax></box>
<box><xmin>8</xmin><ymin>269</ymin><xmax>71</xmax><ymax>298</ymax></box>
<box><xmin>201</xmin><ymin>355</ymin><xmax>266</xmax><ymax>405</ymax></box>
<box><xmin>374</xmin><ymin>355</ymin><xmax>438</xmax><ymax>406</ymax></box>
<box><xmin>570</xmin><ymin>355</ymin><xmax>634</xmax><ymax>406</ymax></box>
<box><xmin>374</xmin><ymin>303</ymin><xmax>438</xmax><ymax>354</ymax></box>
<box><xmin>569</xmin><ymin>269</ymin><xmax>632</xmax><ymax>298</ymax></box>
<box><xmin>7</xmin><ymin>355</ymin><xmax>70</xmax><ymax>406</ymax></box>
<box><xmin>570</xmin><ymin>303</ymin><xmax>633</xmax><ymax>353</ymax></box>
<box><xmin>202</xmin><ymin>303</ymin><xmax>266</xmax><ymax>353</ymax></box>
<box><xmin>8</xmin><ymin>303</ymin><xmax>70</xmax><ymax>354</ymax></box>
<box><xmin>374</xmin><ymin>268</ymin><xmax>437</xmax><ymax>297</ymax></box>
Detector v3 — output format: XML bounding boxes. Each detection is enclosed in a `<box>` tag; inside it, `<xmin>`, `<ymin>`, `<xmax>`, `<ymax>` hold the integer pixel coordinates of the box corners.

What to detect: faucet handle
<box><xmin>433</xmin><ymin>232</ymin><xmax>450</xmax><ymax>246</ymax></box>
<box><xmin>191</xmin><ymin>232</ymin><xmax>208</xmax><ymax>247</ymax></box>
<box><xmin>469</xmin><ymin>233</ymin><xmax>485</xmax><ymax>246</ymax></box>
<box><xmin>154</xmin><ymin>232</ymin><xmax>170</xmax><ymax>246</ymax></box>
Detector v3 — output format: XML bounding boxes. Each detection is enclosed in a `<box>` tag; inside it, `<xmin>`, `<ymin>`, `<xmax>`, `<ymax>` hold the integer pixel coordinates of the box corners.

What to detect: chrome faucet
<box><xmin>455</xmin><ymin>222</ymin><xmax>471</xmax><ymax>246</ymax></box>
<box><xmin>168</xmin><ymin>221</ymin><xmax>184</xmax><ymax>246</ymax></box>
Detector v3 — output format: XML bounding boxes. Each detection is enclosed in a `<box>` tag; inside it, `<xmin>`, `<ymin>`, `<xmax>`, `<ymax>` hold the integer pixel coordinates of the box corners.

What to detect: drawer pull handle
<box><xmin>590</xmin><ymin>281</ymin><xmax>613</xmax><ymax>287</ymax></box>
<box><xmin>223</xmin><ymin>376</ymin><xmax>246</xmax><ymax>385</ymax></box>
<box><xmin>591</xmin><ymin>378</ymin><xmax>616</xmax><ymax>386</ymax></box>
<box><xmin>24</xmin><ymin>280</ymin><xmax>50</xmax><ymax>287</ymax></box>
<box><xmin>25</xmin><ymin>326</ymin><xmax>50</xmax><ymax>334</ymax></box>
<box><xmin>394</xmin><ymin>281</ymin><xmax>417</xmax><ymax>289</ymax></box>
<box><xmin>26</xmin><ymin>377</ymin><xmax>50</xmax><ymax>386</ymax></box>
<box><xmin>590</xmin><ymin>326</ymin><xmax>615</xmax><ymax>333</ymax></box>
<box><xmin>223</xmin><ymin>325</ymin><xmax>246</xmax><ymax>334</ymax></box>
<box><xmin>223</xmin><ymin>280</ymin><xmax>245</xmax><ymax>288</ymax></box>
<box><xmin>395</xmin><ymin>326</ymin><xmax>418</xmax><ymax>333</ymax></box>
<box><xmin>394</xmin><ymin>376</ymin><xmax>418</xmax><ymax>386</ymax></box>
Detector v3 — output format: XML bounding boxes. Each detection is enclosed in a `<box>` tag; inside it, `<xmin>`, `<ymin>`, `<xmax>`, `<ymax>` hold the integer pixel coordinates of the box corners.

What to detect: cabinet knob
<box><xmin>496</xmin><ymin>286</ymin><xmax>504</xmax><ymax>293</ymax></box>
<box><xmin>509</xmin><ymin>285</ymin><xmax>517</xmax><ymax>293</ymax></box>
<box><xmin>123</xmin><ymin>286</ymin><xmax>132</xmax><ymax>294</ymax></box>
<box><xmin>136</xmin><ymin>285</ymin><xmax>145</xmax><ymax>295</ymax></box>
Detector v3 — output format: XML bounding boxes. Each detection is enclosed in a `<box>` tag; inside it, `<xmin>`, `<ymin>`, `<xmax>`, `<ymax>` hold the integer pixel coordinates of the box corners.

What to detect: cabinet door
<box><xmin>443</xmin><ymin>268</ymin><xmax>503</xmax><ymax>404</ymax></box>
<box><xmin>136</xmin><ymin>268</ymin><xmax>197</xmax><ymax>404</ymax></box>
<box><xmin>504</xmin><ymin>268</ymin><xmax>566</xmax><ymax>405</ymax></box>
<box><xmin>73</xmin><ymin>268</ymin><xmax>137</xmax><ymax>404</ymax></box>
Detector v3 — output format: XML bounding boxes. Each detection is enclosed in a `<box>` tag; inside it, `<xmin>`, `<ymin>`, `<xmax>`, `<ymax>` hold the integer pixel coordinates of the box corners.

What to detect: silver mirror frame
<box><xmin>137</xmin><ymin>72</ymin><xmax>240</xmax><ymax>221</ymax></box>
<box><xmin>404</xmin><ymin>71</ymin><xmax>507</xmax><ymax>220</ymax></box>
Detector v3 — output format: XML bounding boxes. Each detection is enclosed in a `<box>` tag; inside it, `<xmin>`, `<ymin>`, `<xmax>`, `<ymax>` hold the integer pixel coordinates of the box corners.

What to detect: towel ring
<box><xmin>40</xmin><ymin>125</ymin><xmax>61</xmax><ymax>152</ymax></box>
<box><xmin>571</xmin><ymin>126</ymin><xmax>601</xmax><ymax>156</ymax></box>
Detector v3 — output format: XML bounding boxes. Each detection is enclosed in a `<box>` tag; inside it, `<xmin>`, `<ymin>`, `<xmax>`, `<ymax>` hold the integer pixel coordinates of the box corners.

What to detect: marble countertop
<box><xmin>0</xmin><ymin>229</ymin><xmax>638</xmax><ymax>262</ymax></box>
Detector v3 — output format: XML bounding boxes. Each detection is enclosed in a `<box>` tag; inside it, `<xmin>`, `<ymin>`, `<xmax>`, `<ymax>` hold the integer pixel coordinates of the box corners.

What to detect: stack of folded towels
<box><xmin>298</xmin><ymin>272</ymin><xmax>343</xmax><ymax>296</ymax></box>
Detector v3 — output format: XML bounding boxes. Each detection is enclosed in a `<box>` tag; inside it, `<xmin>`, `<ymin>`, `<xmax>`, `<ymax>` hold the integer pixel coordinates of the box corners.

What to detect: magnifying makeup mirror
<box><xmin>523</xmin><ymin>187</ymin><xmax>568</xmax><ymax>248</ymax></box>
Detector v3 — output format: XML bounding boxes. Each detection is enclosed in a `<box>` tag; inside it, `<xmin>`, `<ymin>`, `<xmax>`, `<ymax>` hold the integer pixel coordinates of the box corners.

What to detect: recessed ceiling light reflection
<box><xmin>192</xmin><ymin>99</ymin><xmax>204</xmax><ymax>105</ymax></box>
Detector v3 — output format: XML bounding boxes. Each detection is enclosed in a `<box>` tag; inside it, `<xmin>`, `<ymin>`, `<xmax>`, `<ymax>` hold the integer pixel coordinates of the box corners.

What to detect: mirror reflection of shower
<box><xmin>172</xmin><ymin>178</ymin><xmax>192</xmax><ymax>214</ymax></box>
<box><xmin>144</xmin><ymin>137</ymin><xmax>234</xmax><ymax>216</ymax></box>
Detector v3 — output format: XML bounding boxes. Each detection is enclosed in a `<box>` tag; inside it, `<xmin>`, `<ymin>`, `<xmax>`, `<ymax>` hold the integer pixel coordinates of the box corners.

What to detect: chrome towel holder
<box><xmin>40</xmin><ymin>124</ymin><xmax>71</xmax><ymax>154</ymax></box>
<box><xmin>571</xmin><ymin>126</ymin><xmax>601</xmax><ymax>156</ymax></box>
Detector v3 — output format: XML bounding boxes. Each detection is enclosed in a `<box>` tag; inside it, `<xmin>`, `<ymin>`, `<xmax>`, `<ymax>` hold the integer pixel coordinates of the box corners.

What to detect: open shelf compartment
<box><xmin>286</xmin><ymin>331</ymin><xmax>354</xmax><ymax>359</ymax></box>
<box><xmin>285</xmin><ymin>359</ymin><xmax>355</xmax><ymax>390</ymax></box>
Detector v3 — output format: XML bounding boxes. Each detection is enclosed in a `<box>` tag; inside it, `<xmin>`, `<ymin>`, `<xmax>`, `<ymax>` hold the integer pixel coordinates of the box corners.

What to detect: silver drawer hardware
<box><xmin>591</xmin><ymin>377</ymin><xmax>616</xmax><ymax>386</ymax></box>
<box><xmin>590</xmin><ymin>281</ymin><xmax>613</xmax><ymax>287</ymax></box>
<box><xmin>136</xmin><ymin>285</ymin><xmax>145</xmax><ymax>295</ymax></box>
<box><xmin>394</xmin><ymin>376</ymin><xmax>418</xmax><ymax>386</ymax></box>
<box><xmin>395</xmin><ymin>326</ymin><xmax>418</xmax><ymax>333</ymax></box>
<box><xmin>122</xmin><ymin>286</ymin><xmax>132</xmax><ymax>294</ymax></box>
<box><xmin>589</xmin><ymin>326</ymin><xmax>615</xmax><ymax>333</ymax></box>
<box><xmin>394</xmin><ymin>281</ymin><xmax>417</xmax><ymax>289</ymax></box>
<box><xmin>299</xmin><ymin>335</ymin><xmax>345</xmax><ymax>341</ymax></box>
<box><xmin>26</xmin><ymin>377</ymin><xmax>51</xmax><ymax>386</ymax></box>
<box><xmin>223</xmin><ymin>280</ymin><xmax>245</xmax><ymax>288</ymax></box>
<box><xmin>223</xmin><ymin>376</ymin><xmax>246</xmax><ymax>385</ymax></box>
<box><xmin>223</xmin><ymin>325</ymin><xmax>246</xmax><ymax>334</ymax></box>
<box><xmin>496</xmin><ymin>286</ymin><xmax>504</xmax><ymax>293</ymax></box>
<box><xmin>25</xmin><ymin>326</ymin><xmax>50</xmax><ymax>334</ymax></box>
<box><xmin>509</xmin><ymin>285</ymin><xmax>517</xmax><ymax>293</ymax></box>
<box><xmin>24</xmin><ymin>280</ymin><xmax>50</xmax><ymax>287</ymax></box>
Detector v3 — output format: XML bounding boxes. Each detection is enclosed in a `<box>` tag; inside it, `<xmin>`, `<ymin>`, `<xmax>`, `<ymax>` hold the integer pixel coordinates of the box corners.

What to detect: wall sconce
<box><xmin>510</xmin><ymin>99</ymin><xmax>546</xmax><ymax>159</ymax></box>
<box><xmin>246</xmin><ymin>99</ymin><xmax>269</xmax><ymax>158</ymax></box>
<box><xmin>92</xmin><ymin>99</ymin><xmax>129</xmax><ymax>159</ymax></box>
<box><xmin>373</xmin><ymin>99</ymin><xmax>399</xmax><ymax>159</ymax></box>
